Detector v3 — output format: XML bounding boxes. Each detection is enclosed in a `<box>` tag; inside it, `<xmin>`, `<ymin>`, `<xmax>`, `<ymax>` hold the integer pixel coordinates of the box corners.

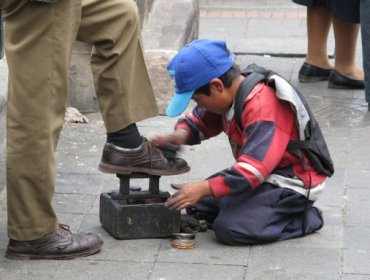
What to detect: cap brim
<box><xmin>165</xmin><ymin>90</ymin><xmax>194</xmax><ymax>117</ymax></box>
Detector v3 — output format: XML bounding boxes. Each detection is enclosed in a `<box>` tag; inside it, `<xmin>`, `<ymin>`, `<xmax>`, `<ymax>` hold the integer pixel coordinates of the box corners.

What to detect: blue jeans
<box><xmin>361</xmin><ymin>0</ymin><xmax>370</xmax><ymax>102</ymax></box>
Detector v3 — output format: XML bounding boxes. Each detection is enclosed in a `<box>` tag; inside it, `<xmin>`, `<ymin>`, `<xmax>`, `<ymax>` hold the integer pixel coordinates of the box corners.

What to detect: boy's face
<box><xmin>192</xmin><ymin>79</ymin><xmax>233</xmax><ymax>114</ymax></box>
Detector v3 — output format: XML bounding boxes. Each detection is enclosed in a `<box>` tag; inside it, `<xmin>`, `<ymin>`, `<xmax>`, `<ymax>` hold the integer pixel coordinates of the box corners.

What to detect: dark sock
<box><xmin>107</xmin><ymin>123</ymin><xmax>143</xmax><ymax>149</ymax></box>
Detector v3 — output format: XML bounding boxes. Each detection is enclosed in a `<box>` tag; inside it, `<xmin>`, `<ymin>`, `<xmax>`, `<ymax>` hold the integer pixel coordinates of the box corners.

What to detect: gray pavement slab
<box><xmin>247</xmin><ymin>246</ymin><xmax>341</xmax><ymax>280</ymax></box>
<box><xmin>1</xmin><ymin>0</ymin><xmax>370</xmax><ymax>279</ymax></box>
<box><xmin>149</xmin><ymin>262</ymin><xmax>246</xmax><ymax>280</ymax></box>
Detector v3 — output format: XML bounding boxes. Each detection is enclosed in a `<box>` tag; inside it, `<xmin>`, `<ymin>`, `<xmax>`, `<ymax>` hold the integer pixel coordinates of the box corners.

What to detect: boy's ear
<box><xmin>209</xmin><ymin>78</ymin><xmax>224</xmax><ymax>93</ymax></box>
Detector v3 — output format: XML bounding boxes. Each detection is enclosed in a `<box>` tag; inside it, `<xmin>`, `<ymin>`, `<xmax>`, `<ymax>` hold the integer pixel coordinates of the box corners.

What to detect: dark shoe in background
<box><xmin>328</xmin><ymin>70</ymin><xmax>365</xmax><ymax>89</ymax></box>
<box><xmin>99</xmin><ymin>138</ymin><xmax>190</xmax><ymax>176</ymax></box>
<box><xmin>186</xmin><ymin>207</ymin><xmax>217</xmax><ymax>229</ymax></box>
<box><xmin>5</xmin><ymin>224</ymin><xmax>103</xmax><ymax>260</ymax></box>
<box><xmin>298</xmin><ymin>62</ymin><xmax>332</xmax><ymax>82</ymax></box>
<box><xmin>180</xmin><ymin>214</ymin><xmax>208</xmax><ymax>234</ymax></box>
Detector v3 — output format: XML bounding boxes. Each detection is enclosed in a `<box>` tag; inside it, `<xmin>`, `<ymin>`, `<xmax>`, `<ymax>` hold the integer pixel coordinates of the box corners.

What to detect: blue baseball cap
<box><xmin>165</xmin><ymin>39</ymin><xmax>234</xmax><ymax>117</ymax></box>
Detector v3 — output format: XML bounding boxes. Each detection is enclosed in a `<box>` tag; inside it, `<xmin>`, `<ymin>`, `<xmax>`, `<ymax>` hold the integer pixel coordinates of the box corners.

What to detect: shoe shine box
<box><xmin>99</xmin><ymin>174</ymin><xmax>180</xmax><ymax>239</ymax></box>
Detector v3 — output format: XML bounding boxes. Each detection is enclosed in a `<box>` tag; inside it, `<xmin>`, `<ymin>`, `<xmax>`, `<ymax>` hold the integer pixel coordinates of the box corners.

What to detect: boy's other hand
<box><xmin>164</xmin><ymin>181</ymin><xmax>212</xmax><ymax>211</ymax></box>
<box><xmin>151</xmin><ymin>129</ymin><xmax>190</xmax><ymax>147</ymax></box>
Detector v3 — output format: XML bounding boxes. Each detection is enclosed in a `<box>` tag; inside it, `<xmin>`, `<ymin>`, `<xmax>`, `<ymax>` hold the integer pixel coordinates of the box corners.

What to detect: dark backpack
<box><xmin>234</xmin><ymin>63</ymin><xmax>334</xmax><ymax>177</ymax></box>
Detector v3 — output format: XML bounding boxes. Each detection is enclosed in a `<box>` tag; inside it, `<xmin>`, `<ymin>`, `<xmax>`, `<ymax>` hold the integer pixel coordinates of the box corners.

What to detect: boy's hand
<box><xmin>151</xmin><ymin>128</ymin><xmax>190</xmax><ymax>147</ymax></box>
<box><xmin>164</xmin><ymin>181</ymin><xmax>212</xmax><ymax>211</ymax></box>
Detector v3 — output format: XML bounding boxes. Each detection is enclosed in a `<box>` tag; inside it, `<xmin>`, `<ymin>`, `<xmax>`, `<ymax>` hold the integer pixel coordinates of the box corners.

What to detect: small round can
<box><xmin>171</xmin><ymin>233</ymin><xmax>196</xmax><ymax>249</ymax></box>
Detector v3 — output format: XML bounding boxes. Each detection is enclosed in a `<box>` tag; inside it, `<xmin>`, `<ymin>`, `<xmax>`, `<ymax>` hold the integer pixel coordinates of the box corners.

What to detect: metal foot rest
<box><xmin>100</xmin><ymin>173</ymin><xmax>180</xmax><ymax>240</ymax></box>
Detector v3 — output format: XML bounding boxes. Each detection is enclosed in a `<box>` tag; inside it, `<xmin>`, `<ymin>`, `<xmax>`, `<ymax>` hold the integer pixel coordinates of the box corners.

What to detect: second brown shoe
<box><xmin>5</xmin><ymin>224</ymin><xmax>103</xmax><ymax>260</ymax></box>
<box><xmin>99</xmin><ymin>138</ymin><xmax>190</xmax><ymax>176</ymax></box>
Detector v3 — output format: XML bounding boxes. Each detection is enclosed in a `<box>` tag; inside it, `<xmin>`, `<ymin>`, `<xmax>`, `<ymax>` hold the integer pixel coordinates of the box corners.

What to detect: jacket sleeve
<box><xmin>175</xmin><ymin>105</ymin><xmax>224</xmax><ymax>145</ymax></box>
<box><xmin>208</xmin><ymin>83</ymin><xmax>297</xmax><ymax>198</ymax></box>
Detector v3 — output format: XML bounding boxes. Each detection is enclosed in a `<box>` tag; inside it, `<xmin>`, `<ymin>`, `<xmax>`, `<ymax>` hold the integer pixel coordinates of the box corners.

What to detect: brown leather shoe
<box><xmin>5</xmin><ymin>224</ymin><xmax>103</xmax><ymax>260</ymax></box>
<box><xmin>99</xmin><ymin>138</ymin><xmax>190</xmax><ymax>176</ymax></box>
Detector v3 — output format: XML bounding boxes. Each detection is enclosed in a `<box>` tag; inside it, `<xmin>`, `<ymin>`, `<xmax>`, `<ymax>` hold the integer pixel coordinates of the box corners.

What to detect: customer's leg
<box><xmin>5</xmin><ymin>0</ymin><xmax>81</xmax><ymax>240</ymax></box>
<box><xmin>77</xmin><ymin>0</ymin><xmax>189</xmax><ymax>176</ymax></box>
<box><xmin>5</xmin><ymin>1</ymin><xmax>103</xmax><ymax>261</ymax></box>
<box><xmin>77</xmin><ymin>0</ymin><xmax>157</xmax><ymax>133</ymax></box>
<box><xmin>360</xmin><ymin>0</ymin><xmax>370</xmax><ymax>105</ymax></box>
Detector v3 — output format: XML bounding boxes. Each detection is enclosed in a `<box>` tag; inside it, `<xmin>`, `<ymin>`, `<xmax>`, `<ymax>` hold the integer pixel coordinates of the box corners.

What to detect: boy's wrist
<box><xmin>200</xmin><ymin>180</ymin><xmax>213</xmax><ymax>197</ymax></box>
<box><xmin>173</xmin><ymin>128</ymin><xmax>190</xmax><ymax>145</ymax></box>
<box><xmin>208</xmin><ymin>176</ymin><xmax>229</xmax><ymax>198</ymax></box>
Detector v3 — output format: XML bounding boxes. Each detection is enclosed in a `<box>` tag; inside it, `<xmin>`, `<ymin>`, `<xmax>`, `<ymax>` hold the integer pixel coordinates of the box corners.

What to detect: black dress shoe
<box><xmin>328</xmin><ymin>70</ymin><xmax>365</xmax><ymax>89</ymax></box>
<box><xmin>298</xmin><ymin>62</ymin><xmax>332</xmax><ymax>82</ymax></box>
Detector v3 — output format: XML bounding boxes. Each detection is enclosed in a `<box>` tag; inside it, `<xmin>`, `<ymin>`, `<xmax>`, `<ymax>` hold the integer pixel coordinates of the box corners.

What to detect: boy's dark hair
<box><xmin>194</xmin><ymin>64</ymin><xmax>241</xmax><ymax>96</ymax></box>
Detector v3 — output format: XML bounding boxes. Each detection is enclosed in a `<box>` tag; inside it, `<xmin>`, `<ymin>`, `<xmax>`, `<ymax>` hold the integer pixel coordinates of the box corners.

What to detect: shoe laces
<box><xmin>56</xmin><ymin>224</ymin><xmax>72</xmax><ymax>238</ymax></box>
<box><xmin>146</xmin><ymin>138</ymin><xmax>177</xmax><ymax>167</ymax></box>
<box><xmin>145</xmin><ymin>139</ymin><xmax>154</xmax><ymax>169</ymax></box>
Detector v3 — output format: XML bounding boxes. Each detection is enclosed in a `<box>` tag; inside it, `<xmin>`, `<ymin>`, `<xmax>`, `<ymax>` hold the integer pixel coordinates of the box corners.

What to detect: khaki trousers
<box><xmin>2</xmin><ymin>0</ymin><xmax>158</xmax><ymax>240</ymax></box>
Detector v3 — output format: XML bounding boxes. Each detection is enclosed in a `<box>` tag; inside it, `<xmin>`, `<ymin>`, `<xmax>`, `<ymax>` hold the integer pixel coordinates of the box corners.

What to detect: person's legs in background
<box><xmin>331</xmin><ymin>17</ymin><xmax>364</xmax><ymax>80</ymax></box>
<box><xmin>296</xmin><ymin>1</ymin><xmax>364</xmax><ymax>89</ymax></box>
<box><xmin>327</xmin><ymin>16</ymin><xmax>365</xmax><ymax>89</ymax></box>
<box><xmin>298</xmin><ymin>6</ymin><xmax>333</xmax><ymax>82</ymax></box>
<box><xmin>305</xmin><ymin>6</ymin><xmax>332</xmax><ymax>70</ymax></box>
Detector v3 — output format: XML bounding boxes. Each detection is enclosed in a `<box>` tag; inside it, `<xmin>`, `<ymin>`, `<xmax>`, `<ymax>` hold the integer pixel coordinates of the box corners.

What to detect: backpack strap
<box><xmin>287</xmin><ymin>139</ymin><xmax>311</xmax><ymax>151</ymax></box>
<box><xmin>234</xmin><ymin>72</ymin><xmax>266</xmax><ymax>129</ymax></box>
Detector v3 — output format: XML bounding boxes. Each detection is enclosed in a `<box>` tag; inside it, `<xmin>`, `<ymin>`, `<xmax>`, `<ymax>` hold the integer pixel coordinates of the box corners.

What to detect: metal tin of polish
<box><xmin>171</xmin><ymin>233</ymin><xmax>196</xmax><ymax>249</ymax></box>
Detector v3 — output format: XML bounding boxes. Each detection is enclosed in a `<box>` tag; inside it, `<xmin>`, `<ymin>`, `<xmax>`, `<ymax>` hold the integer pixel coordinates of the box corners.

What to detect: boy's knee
<box><xmin>213</xmin><ymin>219</ymin><xmax>252</xmax><ymax>245</ymax></box>
<box><xmin>213</xmin><ymin>223</ymin><xmax>237</xmax><ymax>245</ymax></box>
<box><xmin>213</xmin><ymin>216</ymin><xmax>270</xmax><ymax>245</ymax></box>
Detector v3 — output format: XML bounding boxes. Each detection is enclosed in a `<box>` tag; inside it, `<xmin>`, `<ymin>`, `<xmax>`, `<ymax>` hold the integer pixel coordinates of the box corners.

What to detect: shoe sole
<box><xmin>328</xmin><ymin>81</ymin><xmax>365</xmax><ymax>90</ymax></box>
<box><xmin>298</xmin><ymin>73</ymin><xmax>329</xmax><ymax>83</ymax></box>
<box><xmin>98</xmin><ymin>162</ymin><xmax>191</xmax><ymax>176</ymax></box>
<box><xmin>5</xmin><ymin>240</ymin><xmax>104</xmax><ymax>260</ymax></box>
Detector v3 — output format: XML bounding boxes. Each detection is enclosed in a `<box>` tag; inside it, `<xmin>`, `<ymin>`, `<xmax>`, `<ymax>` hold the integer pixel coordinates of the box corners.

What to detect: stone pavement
<box><xmin>1</xmin><ymin>0</ymin><xmax>370</xmax><ymax>279</ymax></box>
